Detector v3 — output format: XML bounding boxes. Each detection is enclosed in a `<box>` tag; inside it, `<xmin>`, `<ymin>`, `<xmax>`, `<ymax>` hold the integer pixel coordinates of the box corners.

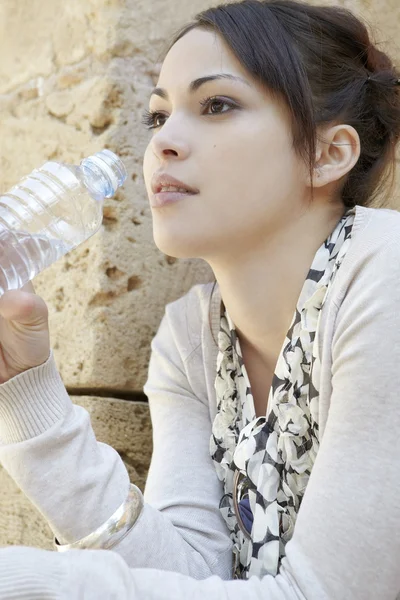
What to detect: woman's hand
<box><xmin>0</xmin><ymin>281</ymin><xmax>51</xmax><ymax>384</ymax></box>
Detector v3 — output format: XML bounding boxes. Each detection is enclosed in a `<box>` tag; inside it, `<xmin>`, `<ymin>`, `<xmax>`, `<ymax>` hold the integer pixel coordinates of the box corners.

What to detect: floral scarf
<box><xmin>210</xmin><ymin>208</ymin><xmax>356</xmax><ymax>579</ymax></box>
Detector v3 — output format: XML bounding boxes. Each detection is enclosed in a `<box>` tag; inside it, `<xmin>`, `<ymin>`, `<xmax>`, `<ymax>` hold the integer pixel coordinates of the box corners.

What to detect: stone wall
<box><xmin>0</xmin><ymin>0</ymin><xmax>398</xmax><ymax>548</ymax></box>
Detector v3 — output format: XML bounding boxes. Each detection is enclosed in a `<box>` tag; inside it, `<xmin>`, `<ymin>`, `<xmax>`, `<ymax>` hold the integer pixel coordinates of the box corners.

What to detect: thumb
<box><xmin>0</xmin><ymin>283</ymin><xmax>49</xmax><ymax>326</ymax></box>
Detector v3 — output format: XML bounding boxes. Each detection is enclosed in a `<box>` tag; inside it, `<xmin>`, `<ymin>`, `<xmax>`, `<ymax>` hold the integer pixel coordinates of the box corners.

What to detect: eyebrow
<box><xmin>150</xmin><ymin>73</ymin><xmax>252</xmax><ymax>100</ymax></box>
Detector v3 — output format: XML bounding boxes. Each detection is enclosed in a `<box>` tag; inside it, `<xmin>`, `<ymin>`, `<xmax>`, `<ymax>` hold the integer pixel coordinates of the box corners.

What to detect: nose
<box><xmin>150</xmin><ymin>120</ymin><xmax>190</xmax><ymax>161</ymax></box>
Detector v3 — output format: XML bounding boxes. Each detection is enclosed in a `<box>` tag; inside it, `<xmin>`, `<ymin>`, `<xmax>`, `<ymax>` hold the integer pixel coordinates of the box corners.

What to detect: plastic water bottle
<box><xmin>0</xmin><ymin>149</ymin><xmax>127</xmax><ymax>295</ymax></box>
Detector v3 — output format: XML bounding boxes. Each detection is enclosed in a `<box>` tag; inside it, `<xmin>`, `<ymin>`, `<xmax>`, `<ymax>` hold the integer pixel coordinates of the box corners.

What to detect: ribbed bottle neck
<box><xmin>81</xmin><ymin>150</ymin><xmax>127</xmax><ymax>198</ymax></box>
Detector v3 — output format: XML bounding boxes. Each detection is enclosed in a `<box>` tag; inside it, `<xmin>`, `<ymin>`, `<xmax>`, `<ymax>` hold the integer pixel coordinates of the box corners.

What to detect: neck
<box><xmin>208</xmin><ymin>202</ymin><xmax>345</xmax><ymax>369</ymax></box>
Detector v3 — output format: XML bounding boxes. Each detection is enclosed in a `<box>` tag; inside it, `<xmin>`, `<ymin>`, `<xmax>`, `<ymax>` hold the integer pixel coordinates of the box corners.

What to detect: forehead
<box><xmin>158</xmin><ymin>28</ymin><xmax>252</xmax><ymax>88</ymax></box>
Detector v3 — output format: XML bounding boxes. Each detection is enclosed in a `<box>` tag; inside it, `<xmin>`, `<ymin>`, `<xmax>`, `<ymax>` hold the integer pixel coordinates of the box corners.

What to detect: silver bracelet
<box><xmin>54</xmin><ymin>483</ymin><xmax>144</xmax><ymax>552</ymax></box>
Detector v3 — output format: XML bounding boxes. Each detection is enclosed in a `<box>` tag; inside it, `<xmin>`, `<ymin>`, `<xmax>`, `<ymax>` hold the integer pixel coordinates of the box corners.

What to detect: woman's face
<box><xmin>143</xmin><ymin>28</ymin><xmax>309</xmax><ymax>261</ymax></box>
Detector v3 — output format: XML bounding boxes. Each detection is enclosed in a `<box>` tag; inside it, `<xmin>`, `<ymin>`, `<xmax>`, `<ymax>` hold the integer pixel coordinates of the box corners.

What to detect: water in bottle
<box><xmin>0</xmin><ymin>149</ymin><xmax>127</xmax><ymax>295</ymax></box>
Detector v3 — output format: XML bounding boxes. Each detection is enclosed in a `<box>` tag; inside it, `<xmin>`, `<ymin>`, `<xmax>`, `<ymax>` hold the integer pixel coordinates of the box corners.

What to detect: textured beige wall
<box><xmin>0</xmin><ymin>0</ymin><xmax>399</xmax><ymax>548</ymax></box>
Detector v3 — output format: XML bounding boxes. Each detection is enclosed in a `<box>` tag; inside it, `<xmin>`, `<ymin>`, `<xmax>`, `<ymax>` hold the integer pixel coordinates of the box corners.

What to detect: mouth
<box><xmin>150</xmin><ymin>189</ymin><xmax>199</xmax><ymax>209</ymax></box>
<box><xmin>150</xmin><ymin>173</ymin><xmax>200</xmax><ymax>208</ymax></box>
<box><xmin>151</xmin><ymin>172</ymin><xmax>199</xmax><ymax>195</ymax></box>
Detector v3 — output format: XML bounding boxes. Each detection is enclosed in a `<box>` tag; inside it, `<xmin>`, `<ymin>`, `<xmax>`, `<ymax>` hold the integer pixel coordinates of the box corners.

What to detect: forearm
<box><xmin>0</xmin><ymin>371</ymin><xmax>131</xmax><ymax>544</ymax></box>
<box><xmin>0</xmin><ymin>354</ymin><xmax>232</xmax><ymax>579</ymax></box>
<box><xmin>0</xmin><ymin>410</ymin><xmax>231</xmax><ymax>579</ymax></box>
<box><xmin>0</xmin><ymin>546</ymin><xmax>299</xmax><ymax>600</ymax></box>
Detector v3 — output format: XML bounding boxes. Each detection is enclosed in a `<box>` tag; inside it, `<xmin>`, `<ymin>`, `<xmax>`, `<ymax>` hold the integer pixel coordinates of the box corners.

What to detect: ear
<box><xmin>307</xmin><ymin>124</ymin><xmax>361</xmax><ymax>189</ymax></box>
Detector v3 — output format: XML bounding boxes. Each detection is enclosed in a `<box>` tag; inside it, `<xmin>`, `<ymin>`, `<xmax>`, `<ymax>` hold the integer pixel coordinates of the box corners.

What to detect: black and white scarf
<box><xmin>210</xmin><ymin>208</ymin><xmax>356</xmax><ymax>579</ymax></box>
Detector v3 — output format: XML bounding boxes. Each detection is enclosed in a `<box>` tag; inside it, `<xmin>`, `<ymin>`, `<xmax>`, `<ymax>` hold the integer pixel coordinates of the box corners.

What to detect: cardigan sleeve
<box><xmin>0</xmin><ymin>295</ymin><xmax>232</xmax><ymax>580</ymax></box>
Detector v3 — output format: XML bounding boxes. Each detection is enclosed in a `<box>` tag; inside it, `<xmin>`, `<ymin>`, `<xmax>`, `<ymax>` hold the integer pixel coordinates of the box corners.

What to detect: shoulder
<box><xmin>159</xmin><ymin>282</ymin><xmax>217</xmax><ymax>363</ymax></box>
<box><xmin>165</xmin><ymin>281</ymin><xmax>217</xmax><ymax>317</ymax></box>
<box><xmin>147</xmin><ymin>282</ymin><xmax>218</xmax><ymax>402</ymax></box>
<box><xmin>320</xmin><ymin>206</ymin><xmax>400</xmax><ymax>363</ymax></box>
<box><xmin>332</xmin><ymin>205</ymin><xmax>400</xmax><ymax>301</ymax></box>
<box><xmin>318</xmin><ymin>206</ymin><xmax>400</xmax><ymax>362</ymax></box>
<box><xmin>351</xmin><ymin>205</ymin><xmax>400</xmax><ymax>253</ymax></box>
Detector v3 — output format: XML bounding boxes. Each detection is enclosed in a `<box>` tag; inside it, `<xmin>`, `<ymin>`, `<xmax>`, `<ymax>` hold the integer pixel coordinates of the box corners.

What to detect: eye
<box><xmin>199</xmin><ymin>96</ymin><xmax>236</xmax><ymax>115</ymax></box>
<box><xmin>141</xmin><ymin>109</ymin><xmax>167</xmax><ymax>130</ymax></box>
<box><xmin>141</xmin><ymin>95</ymin><xmax>238</xmax><ymax>130</ymax></box>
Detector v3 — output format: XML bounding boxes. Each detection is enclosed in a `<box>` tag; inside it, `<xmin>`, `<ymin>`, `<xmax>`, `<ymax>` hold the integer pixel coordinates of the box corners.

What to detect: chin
<box><xmin>153</xmin><ymin>236</ymin><xmax>198</xmax><ymax>259</ymax></box>
<box><xmin>152</xmin><ymin>226</ymin><xmax>207</xmax><ymax>260</ymax></box>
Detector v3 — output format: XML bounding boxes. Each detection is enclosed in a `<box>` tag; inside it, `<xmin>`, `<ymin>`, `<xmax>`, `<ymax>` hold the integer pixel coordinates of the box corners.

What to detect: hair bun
<box><xmin>366</xmin><ymin>45</ymin><xmax>393</xmax><ymax>72</ymax></box>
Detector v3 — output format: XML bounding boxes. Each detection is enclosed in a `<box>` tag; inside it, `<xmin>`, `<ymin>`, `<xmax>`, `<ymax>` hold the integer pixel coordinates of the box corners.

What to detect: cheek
<box><xmin>201</xmin><ymin>132</ymin><xmax>300</xmax><ymax>235</ymax></box>
<box><xmin>142</xmin><ymin>144</ymin><xmax>155</xmax><ymax>193</ymax></box>
<box><xmin>206</xmin><ymin>133</ymin><xmax>291</xmax><ymax>202</ymax></box>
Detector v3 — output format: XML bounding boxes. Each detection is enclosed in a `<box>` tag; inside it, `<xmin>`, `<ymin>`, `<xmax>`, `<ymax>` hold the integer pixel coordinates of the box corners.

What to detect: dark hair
<box><xmin>166</xmin><ymin>0</ymin><xmax>400</xmax><ymax>210</ymax></box>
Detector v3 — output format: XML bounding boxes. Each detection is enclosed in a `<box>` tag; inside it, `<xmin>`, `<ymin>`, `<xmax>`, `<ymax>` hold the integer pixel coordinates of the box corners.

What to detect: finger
<box><xmin>20</xmin><ymin>280</ymin><xmax>36</xmax><ymax>294</ymax></box>
<box><xmin>0</xmin><ymin>289</ymin><xmax>48</xmax><ymax>324</ymax></box>
<box><xmin>0</xmin><ymin>281</ymin><xmax>36</xmax><ymax>302</ymax></box>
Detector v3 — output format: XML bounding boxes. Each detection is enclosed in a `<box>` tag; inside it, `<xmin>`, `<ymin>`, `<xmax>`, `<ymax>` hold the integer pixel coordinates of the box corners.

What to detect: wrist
<box><xmin>54</xmin><ymin>483</ymin><xmax>144</xmax><ymax>552</ymax></box>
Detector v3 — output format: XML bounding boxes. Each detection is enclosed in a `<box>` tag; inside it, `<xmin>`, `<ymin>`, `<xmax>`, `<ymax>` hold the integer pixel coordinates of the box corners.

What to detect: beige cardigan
<box><xmin>0</xmin><ymin>204</ymin><xmax>399</xmax><ymax>599</ymax></box>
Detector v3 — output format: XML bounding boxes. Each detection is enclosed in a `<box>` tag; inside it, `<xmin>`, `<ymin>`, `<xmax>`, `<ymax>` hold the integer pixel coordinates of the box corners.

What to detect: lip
<box><xmin>151</xmin><ymin>172</ymin><xmax>199</xmax><ymax>195</ymax></box>
<box><xmin>150</xmin><ymin>190</ymin><xmax>198</xmax><ymax>208</ymax></box>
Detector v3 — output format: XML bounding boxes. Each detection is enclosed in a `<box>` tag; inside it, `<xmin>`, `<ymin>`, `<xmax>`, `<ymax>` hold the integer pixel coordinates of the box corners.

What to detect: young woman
<box><xmin>0</xmin><ymin>1</ymin><xmax>399</xmax><ymax>598</ymax></box>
